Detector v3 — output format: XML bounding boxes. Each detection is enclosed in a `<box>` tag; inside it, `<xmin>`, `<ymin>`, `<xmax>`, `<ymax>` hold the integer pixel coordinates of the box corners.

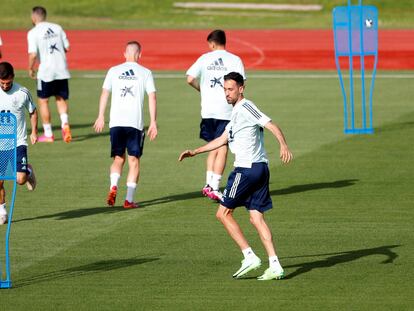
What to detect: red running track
<box><xmin>1</xmin><ymin>30</ymin><xmax>413</xmax><ymax>70</ymax></box>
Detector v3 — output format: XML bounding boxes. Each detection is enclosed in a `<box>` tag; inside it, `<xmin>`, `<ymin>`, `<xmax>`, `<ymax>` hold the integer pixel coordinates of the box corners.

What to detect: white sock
<box><xmin>110</xmin><ymin>173</ymin><xmax>120</xmax><ymax>189</ymax></box>
<box><xmin>126</xmin><ymin>182</ymin><xmax>137</xmax><ymax>203</ymax></box>
<box><xmin>242</xmin><ymin>247</ymin><xmax>256</xmax><ymax>259</ymax></box>
<box><xmin>43</xmin><ymin>123</ymin><xmax>53</xmax><ymax>137</ymax></box>
<box><xmin>60</xmin><ymin>113</ymin><xmax>69</xmax><ymax>128</ymax></box>
<box><xmin>210</xmin><ymin>173</ymin><xmax>222</xmax><ymax>191</ymax></box>
<box><xmin>0</xmin><ymin>204</ymin><xmax>7</xmax><ymax>216</ymax></box>
<box><xmin>206</xmin><ymin>171</ymin><xmax>213</xmax><ymax>186</ymax></box>
<box><xmin>269</xmin><ymin>256</ymin><xmax>283</xmax><ymax>270</ymax></box>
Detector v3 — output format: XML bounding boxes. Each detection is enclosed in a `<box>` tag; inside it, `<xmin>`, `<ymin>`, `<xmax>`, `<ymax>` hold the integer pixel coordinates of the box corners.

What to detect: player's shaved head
<box><xmin>32</xmin><ymin>6</ymin><xmax>47</xmax><ymax>20</ymax></box>
<box><xmin>124</xmin><ymin>41</ymin><xmax>142</xmax><ymax>62</ymax></box>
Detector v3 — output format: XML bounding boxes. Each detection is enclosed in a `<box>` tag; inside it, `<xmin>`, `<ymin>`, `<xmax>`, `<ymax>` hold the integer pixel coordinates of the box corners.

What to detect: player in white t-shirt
<box><xmin>94</xmin><ymin>41</ymin><xmax>157</xmax><ymax>209</ymax></box>
<box><xmin>179</xmin><ymin>72</ymin><xmax>293</xmax><ymax>280</ymax></box>
<box><xmin>27</xmin><ymin>6</ymin><xmax>72</xmax><ymax>143</ymax></box>
<box><xmin>0</xmin><ymin>62</ymin><xmax>38</xmax><ymax>224</ymax></box>
<box><xmin>186</xmin><ymin>29</ymin><xmax>246</xmax><ymax>201</ymax></box>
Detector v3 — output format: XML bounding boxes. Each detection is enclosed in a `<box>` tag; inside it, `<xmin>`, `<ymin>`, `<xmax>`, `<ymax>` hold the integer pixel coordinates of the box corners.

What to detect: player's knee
<box><xmin>249</xmin><ymin>214</ymin><xmax>262</xmax><ymax>227</ymax></box>
<box><xmin>16</xmin><ymin>175</ymin><xmax>27</xmax><ymax>185</ymax></box>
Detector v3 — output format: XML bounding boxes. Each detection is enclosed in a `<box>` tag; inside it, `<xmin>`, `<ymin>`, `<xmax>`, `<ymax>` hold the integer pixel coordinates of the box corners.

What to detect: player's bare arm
<box><xmin>94</xmin><ymin>88</ymin><xmax>110</xmax><ymax>133</ymax></box>
<box><xmin>179</xmin><ymin>131</ymin><xmax>228</xmax><ymax>161</ymax></box>
<box><xmin>264</xmin><ymin>121</ymin><xmax>293</xmax><ymax>164</ymax></box>
<box><xmin>29</xmin><ymin>109</ymin><xmax>38</xmax><ymax>145</ymax></box>
<box><xmin>147</xmin><ymin>92</ymin><xmax>157</xmax><ymax>141</ymax></box>
<box><xmin>186</xmin><ymin>75</ymin><xmax>200</xmax><ymax>92</ymax></box>
<box><xmin>28</xmin><ymin>52</ymin><xmax>37</xmax><ymax>79</ymax></box>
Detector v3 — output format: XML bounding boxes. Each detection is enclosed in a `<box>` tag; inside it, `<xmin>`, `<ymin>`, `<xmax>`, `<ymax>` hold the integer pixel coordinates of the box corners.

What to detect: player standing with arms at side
<box><xmin>0</xmin><ymin>62</ymin><xmax>38</xmax><ymax>225</ymax></box>
<box><xmin>27</xmin><ymin>6</ymin><xmax>72</xmax><ymax>143</ymax></box>
<box><xmin>179</xmin><ymin>72</ymin><xmax>293</xmax><ymax>280</ymax></box>
<box><xmin>94</xmin><ymin>41</ymin><xmax>157</xmax><ymax>209</ymax></box>
<box><xmin>186</xmin><ymin>30</ymin><xmax>245</xmax><ymax>201</ymax></box>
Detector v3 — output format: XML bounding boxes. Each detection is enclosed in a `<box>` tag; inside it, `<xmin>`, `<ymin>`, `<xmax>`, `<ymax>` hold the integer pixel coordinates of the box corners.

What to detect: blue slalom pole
<box><xmin>0</xmin><ymin>113</ymin><xmax>17</xmax><ymax>289</ymax></box>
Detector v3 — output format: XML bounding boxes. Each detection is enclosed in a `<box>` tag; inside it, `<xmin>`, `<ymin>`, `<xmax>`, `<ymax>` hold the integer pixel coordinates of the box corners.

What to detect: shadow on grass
<box><xmin>283</xmin><ymin>244</ymin><xmax>400</xmax><ymax>279</ymax></box>
<box><xmin>270</xmin><ymin>179</ymin><xmax>358</xmax><ymax>196</ymax></box>
<box><xmin>14</xmin><ymin>179</ymin><xmax>358</xmax><ymax>222</ymax></box>
<box><xmin>14</xmin><ymin>256</ymin><xmax>160</xmax><ymax>288</ymax></box>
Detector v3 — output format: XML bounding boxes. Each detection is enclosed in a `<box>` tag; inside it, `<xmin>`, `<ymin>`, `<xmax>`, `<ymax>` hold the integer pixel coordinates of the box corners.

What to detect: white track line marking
<box><xmin>228</xmin><ymin>37</ymin><xmax>266</xmax><ymax>68</ymax></box>
<box><xmin>173</xmin><ymin>2</ymin><xmax>323</xmax><ymax>11</ymax></box>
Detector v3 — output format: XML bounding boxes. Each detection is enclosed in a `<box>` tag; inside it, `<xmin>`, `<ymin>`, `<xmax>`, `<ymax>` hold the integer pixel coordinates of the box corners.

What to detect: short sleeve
<box><xmin>21</xmin><ymin>87</ymin><xmax>36</xmax><ymax>114</ymax></box>
<box><xmin>145</xmin><ymin>70</ymin><xmax>156</xmax><ymax>94</ymax></box>
<box><xmin>102</xmin><ymin>68</ymin><xmax>113</xmax><ymax>91</ymax></box>
<box><xmin>27</xmin><ymin>30</ymin><xmax>37</xmax><ymax>54</ymax></box>
<box><xmin>237</xmin><ymin>57</ymin><xmax>246</xmax><ymax>80</ymax></box>
<box><xmin>242</xmin><ymin>102</ymin><xmax>271</xmax><ymax>127</ymax></box>
<box><xmin>61</xmin><ymin>28</ymin><xmax>70</xmax><ymax>50</ymax></box>
<box><xmin>186</xmin><ymin>56</ymin><xmax>202</xmax><ymax>78</ymax></box>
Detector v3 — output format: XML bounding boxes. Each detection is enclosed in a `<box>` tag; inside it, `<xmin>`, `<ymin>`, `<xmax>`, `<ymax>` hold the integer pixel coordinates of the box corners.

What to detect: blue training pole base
<box><xmin>0</xmin><ymin>280</ymin><xmax>12</xmax><ymax>289</ymax></box>
<box><xmin>344</xmin><ymin>128</ymin><xmax>374</xmax><ymax>134</ymax></box>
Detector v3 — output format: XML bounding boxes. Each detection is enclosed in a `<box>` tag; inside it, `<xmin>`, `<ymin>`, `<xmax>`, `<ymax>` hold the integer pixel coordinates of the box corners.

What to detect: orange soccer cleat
<box><xmin>107</xmin><ymin>186</ymin><xmax>117</xmax><ymax>206</ymax></box>
<box><xmin>123</xmin><ymin>200</ymin><xmax>140</xmax><ymax>209</ymax></box>
<box><xmin>62</xmin><ymin>123</ymin><xmax>72</xmax><ymax>143</ymax></box>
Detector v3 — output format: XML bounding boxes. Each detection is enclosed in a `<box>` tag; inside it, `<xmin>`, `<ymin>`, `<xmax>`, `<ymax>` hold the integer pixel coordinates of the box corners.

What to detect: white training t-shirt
<box><xmin>27</xmin><ymin>21</ymin><xmax>70</xmax><ymax>82</ymax></box>
<box><xmin>225</xmin><ymin>99</ymin><xmax>271</xmax><ymax>168</ymax></box>
<box><xmin>0</xmin><ymin>82</ymin><xmax>36</xmax><ymax>147</ymax></box>
<box><xmin>103</xmin><ymin>62</ymin><xmax>156</xmax><ymax>131</ymax></box>
<box><xmin>186</xmin><ymin>50</ymin><xmax>245</xmax><ymax>120</ymax></box>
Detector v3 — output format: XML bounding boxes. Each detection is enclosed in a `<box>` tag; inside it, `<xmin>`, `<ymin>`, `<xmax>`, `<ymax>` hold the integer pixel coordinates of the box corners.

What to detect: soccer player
<box><xmin>27</xmin><ymin>6</ymin><xmax>72</xmax><ymax>143</ymax></box>
<box><xmin>186</xmin><ymin>29</ymin><xmax>245</xmax><ymax>201</ymax></box>
<box><xmin>179</xmin><ymin>72</ymin><xmax>293</xmax><ymax>280</ymax></box>
<box><xmin>94</xmin><ymin>41</ymin><xmax>157</xmax><ymax>209</ymax></box>
<box><xmin>0</xmin><ymin>62</ymin><xmax>38</xmax><ymax>225</ymax></box>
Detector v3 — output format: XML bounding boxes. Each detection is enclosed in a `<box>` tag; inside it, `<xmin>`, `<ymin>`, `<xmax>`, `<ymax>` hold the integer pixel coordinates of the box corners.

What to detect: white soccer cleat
<box><xmin>208</xmin><ymin>190</ymin><xmax>223</xmax><ymax>201</ymax></box>
<box><xmin>257</xmin><ymin>267</ymin><xmax>285</xmax><ymax>281</ymax></box>
<box><xmin>233</xmin><ymin>256</ymin><xmax>261</xmax><ymax>278</ymax></box>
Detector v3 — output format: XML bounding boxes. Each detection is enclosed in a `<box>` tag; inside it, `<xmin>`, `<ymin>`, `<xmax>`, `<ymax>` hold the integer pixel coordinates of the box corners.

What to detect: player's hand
<box><xmin>30</xmin><ymin>132</ymin><xmax>38</xmax><ymax>145</ymax></box>
<box><xmin>280</xmin><ymin>145</ymin><xmax>293</xmax><ymax>164</ymax></box>
<box><xmin>178</xmin><ymin>150</ymin><xmax>196</xmax><ymax>161</ymax></box>
<box><xmin>147</xmin><ymin>122</ymin><xmax>158</xmax><ymax>141</ymax></box>
<box><xmin>29</xmin><ymin>69</ymin><xmax>36</xmax><ymax>80</ymax></box>
<box><xmin>93</xmin><ymin>116</ymin><xmax>105</xmax><ymax>133</ymax></box>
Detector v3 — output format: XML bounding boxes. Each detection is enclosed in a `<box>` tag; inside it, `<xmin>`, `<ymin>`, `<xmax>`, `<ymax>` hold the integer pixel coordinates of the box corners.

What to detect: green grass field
<box><xmin>1</xmin><ymin>71</ymin><xmax>413</xmax><ymax>310</ymax></box>
<box><xmin>2</xmin><ymin>0</ymin><xmax>414</xmax><ymax>29</ymax></box>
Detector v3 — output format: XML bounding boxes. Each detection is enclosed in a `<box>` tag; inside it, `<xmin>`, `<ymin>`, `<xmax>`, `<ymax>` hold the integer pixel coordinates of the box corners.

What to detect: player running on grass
<box><xmin>94</xmin><ymin>41</ymin><xmax>157</xmax><ymax>209</ymax></box>
<box><xmin>186</xmin><ymin>29</ymin><xmax>245</xmax><ymax>201</ymax></box>
<box><xmin>179</xmin><ymin>72</ymin><xmax>293</xmax><ymax>280</ymax></box>
<box><xmin>0</xmin><ymin>62</ymin><xmax>38</xmax><ymax>225</ymax></box>
<box><xmin>28</xmin><ymin>6</ymin><xmax>72</xmax><ymax>143</ymax></box>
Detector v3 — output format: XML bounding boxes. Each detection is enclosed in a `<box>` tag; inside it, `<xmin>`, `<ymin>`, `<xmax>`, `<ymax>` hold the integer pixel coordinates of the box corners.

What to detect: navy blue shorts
<box><xmin>110</xmin><ymin>127</ymin><xmax>145</xmax><ymax>158</ymax></box>
<box><xmin>0</xmin><ymin>146</ymin><xmax>29</xmax><ymax>176</ymax></box>
<box><xmin>37</xmin><ymin>79</ymin><xmax>69</xmax><ymax>100</ymax></box>
<box><xmin>221</xmin><ymin>162</ymin><xmax>272</xmax><ymax>213</ymax></box>
<box><xmin>200</xmin><ymin>118</ymin><xmax>229</xmax><ymax>142</ymax></box>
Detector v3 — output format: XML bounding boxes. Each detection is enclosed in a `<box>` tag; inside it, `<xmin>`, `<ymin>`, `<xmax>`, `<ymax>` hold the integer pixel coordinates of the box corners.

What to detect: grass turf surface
<box><xmin>1</xmin><ymin>71</ymin><xmax>413</xmax><ymax>310</ymax></box>
<box><xmin>1</xmin><ymin>0</ymin><xmax>414</xmax><ymax>29</ymax></box>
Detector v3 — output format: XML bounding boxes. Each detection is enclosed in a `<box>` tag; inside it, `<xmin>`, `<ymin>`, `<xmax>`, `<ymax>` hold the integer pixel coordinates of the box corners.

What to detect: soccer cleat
<box><xmin>233</xmin><ymin>256</ymin><xmax>261</xmax><ymax>278</ymax></box>
<box><xmin>62</xmin><ymin>123</ymin><xmax>72</xmax><ymax>143</ymax></box>
<box><xmin>208</xmin><ymin>190</ymin><xmax>223</xmax><ymax>201</ymax></box>
<box><xmin>123</xmin><ymin>200</ymin><xmax>140</xmax><ymax>209</ymax></box>
<box><xmin>26</xmin><ymin>164</ymin><xmax>37</xmax><ymax>191</ymax></box>
<box><xmin>37</xmin><ymin>135</ymin><xmax>54</xmax><ymax>143</ymax></box>
<box><xmin>202</xmin><ymin>184</ymin><xmax>212</xmax><ymax>196</ymax></box>
<box><xmin>257</xmin><ymin>267</ymin><xmax>285</xmax><ymax>281</ymax></box>
<box><xmin>107</xmin><ymin>186</ymin><xmax>117</xmax><ymax>206</ymax></box>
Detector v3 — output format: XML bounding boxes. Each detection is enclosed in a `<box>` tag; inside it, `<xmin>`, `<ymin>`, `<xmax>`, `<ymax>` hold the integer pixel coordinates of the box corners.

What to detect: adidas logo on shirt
<box><xmin>119</xmin><ymin>69</ymin><xmax>138</xmax><ymax>80</ymax></box>
<box><xmin>207</xmin><ymin>58</ymin><xmax>227</xmax><ymax>71</ymax></box>
<box><xmin>43</xmin><ymin>28</ymin><xmax>58</xmax><ymax>39</ymax></box>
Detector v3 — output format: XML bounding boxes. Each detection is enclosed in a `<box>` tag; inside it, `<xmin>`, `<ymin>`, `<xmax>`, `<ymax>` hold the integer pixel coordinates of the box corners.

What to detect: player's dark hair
<box><xmin>127</xmin><ymin>40</ymin><xmax>142</xmax><ymax>53</ymax></box>
<box><xmin>32</xmin><ymin>6</ymin><xmax>47</xmax><ymax>19</ymax></box>
<box><xmin>224</xmin><ymin>72</ymin><xmax>244</xmax><ymax>86</ymax></box>
<box><xmin>0</xmin><ymin>62</ymin><xmax>15</xmax><ymax>79</ymax></box>
<box><xmin>207</xmin><ymin>30</ymin><xmax>226</xmax><ymax>46</ymax></box>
